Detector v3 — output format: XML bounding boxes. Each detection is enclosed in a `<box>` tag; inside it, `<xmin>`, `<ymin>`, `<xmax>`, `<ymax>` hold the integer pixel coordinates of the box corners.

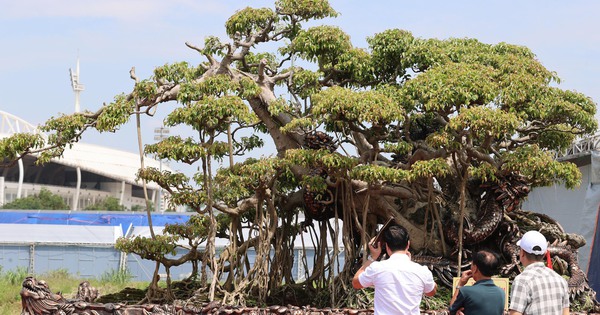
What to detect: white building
<box><xmin>1</xmin><ymin>110</ymin><xmax>169</xmax><ymax>211</ymax></box>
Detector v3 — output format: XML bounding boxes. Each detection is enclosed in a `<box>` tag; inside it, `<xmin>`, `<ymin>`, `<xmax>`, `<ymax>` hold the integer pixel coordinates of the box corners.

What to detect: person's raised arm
<box><xmin>352</xmin><ymin>237</ymin><xmax>381</xmax><ymax>289</ymax></box>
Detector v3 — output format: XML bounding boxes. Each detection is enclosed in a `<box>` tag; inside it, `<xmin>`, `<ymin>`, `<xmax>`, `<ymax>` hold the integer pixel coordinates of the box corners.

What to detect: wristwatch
<box><xmin>455</xmin><ymin>285</ymin><xmax>463</xmax><ymax>290</ymax></box>
<box><xmin>367</xmin><ymin>256</ymin><xmax>375</xmax><ymax>262</ymax></box>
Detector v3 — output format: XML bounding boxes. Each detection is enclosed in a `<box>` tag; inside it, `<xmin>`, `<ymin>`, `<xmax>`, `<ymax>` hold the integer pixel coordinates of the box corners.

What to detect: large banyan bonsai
<box><xmin>1</xmin><ymin>0</ymin><xmax>598</xmax><ymax>310</ymax></box>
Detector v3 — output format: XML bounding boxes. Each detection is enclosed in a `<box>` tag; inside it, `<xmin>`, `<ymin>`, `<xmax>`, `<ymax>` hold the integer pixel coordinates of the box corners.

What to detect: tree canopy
<box><xmin>0</xmin><ymin>0</ymin><xmax>596</xmax><ymax>308</ymax></box>
<box><xmin>1</xmin><ymin>188</ymin><xmax>69</xmax><ymax>210</ymax></box>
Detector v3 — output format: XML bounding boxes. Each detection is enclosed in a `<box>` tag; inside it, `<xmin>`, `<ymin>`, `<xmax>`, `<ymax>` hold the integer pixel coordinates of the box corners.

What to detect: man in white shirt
<box><xmin>352</xmin><ymin>224</ymin><xmax>437</xmax><ymax>315</ymax></box>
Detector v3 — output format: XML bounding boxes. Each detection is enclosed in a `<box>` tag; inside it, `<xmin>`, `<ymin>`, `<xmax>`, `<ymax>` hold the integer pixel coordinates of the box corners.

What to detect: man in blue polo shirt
<box><xmin>449</xmin><ymin>250</ymin><xmax>505</xmax><ymax>315</ymax></box>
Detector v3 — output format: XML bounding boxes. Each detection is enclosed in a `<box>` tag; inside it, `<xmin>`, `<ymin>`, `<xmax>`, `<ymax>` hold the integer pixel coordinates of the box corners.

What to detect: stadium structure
<box><xmin>0</xmin><ymin>109</ymin><xmax>169</xmax><ymax>211</ymax></box>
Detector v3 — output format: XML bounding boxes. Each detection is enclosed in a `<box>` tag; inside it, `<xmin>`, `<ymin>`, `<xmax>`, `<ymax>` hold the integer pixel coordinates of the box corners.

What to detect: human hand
<box><xmin>459</xmin><ymin>270</ymin><xmax>473</xmax><ymax>286</ymax></box>
<box><xmin>368</xmin><ymin>237</ymin><xmax>382</xmax><ymax>259</ymax></box>
<box><xmin>456</xmin><ymin>308</ymin><xmax>465</xmax><ymax>315</ymax></box>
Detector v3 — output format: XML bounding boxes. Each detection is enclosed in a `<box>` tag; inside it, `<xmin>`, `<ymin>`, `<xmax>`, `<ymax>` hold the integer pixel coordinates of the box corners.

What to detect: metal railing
<box><xmin>0</xmin><ymin>110</ymin><xmax>43</xmax><ymax>137</ymax></box>
<box><xmin>555</xmin><ymin>133</ymin><xmax>600</xmax><ymax>160</ymax></box>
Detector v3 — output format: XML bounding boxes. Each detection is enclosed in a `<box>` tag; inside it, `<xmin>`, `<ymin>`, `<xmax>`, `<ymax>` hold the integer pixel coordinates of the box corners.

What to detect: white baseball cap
<box><xmin>517</xmin><ymin>230</ymin><xmax>548</xmax><ymax>255</ymax></box>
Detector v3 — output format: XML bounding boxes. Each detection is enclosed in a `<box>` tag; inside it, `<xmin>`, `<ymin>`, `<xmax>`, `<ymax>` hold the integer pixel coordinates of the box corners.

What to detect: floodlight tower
<box><xmin>69</xmin><ymin>58</ymin><xmax>85</xmax><ymax>113</ymax></box>
<box><xmin>68</xmin><ymin>57</ymin><xmax>86</xmax><ymax>210</ymax></box>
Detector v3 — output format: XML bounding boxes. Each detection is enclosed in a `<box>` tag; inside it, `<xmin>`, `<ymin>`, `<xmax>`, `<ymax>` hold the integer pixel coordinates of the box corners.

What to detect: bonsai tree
<box><xmin>1</xmin><ymin>0</ymin><xmax>596</xmax><ymax>308</ymax></box>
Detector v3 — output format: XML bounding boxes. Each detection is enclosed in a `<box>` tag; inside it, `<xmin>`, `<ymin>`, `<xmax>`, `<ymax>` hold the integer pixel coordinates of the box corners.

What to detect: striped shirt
<box><xmin>509</xmin><ymin>262</ymin><xmax>569</xmax><ymax>315</ymax></box>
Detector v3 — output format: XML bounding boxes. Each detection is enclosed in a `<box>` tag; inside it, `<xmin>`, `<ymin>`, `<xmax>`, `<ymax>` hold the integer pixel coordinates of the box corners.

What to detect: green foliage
<box><xmin>202</xmin><ymin>36</ymin><xmax>225</xmax><ymax>56</ymax></box>
<box><xmin>300</xmin><ymin>174</ymin><xmax>327</xmax><ymax>194</ymax></box>
<box><xmin>268</xmin><ymin>97</ymin><xmax>295</xmax><ymax>116</ymax></box>
<box><xmin>367</xmin><ymin>29</ymin><xmax>415</xmax><ymax>83</ymax></box>
<box><xmin>100</xmin><ymin>269</ymin><xmax>133</xmax><ymax>285</ymax></box>
<box><xmin>163</xmin><ymin>214</ymin><xmax>211</xmax><ymax>244</ymax></box>
<box><xmin>237</xmin><ymin>134</ymin><xmax>265</xmax><ymax>153</ymax></box>
<box><xmin>130</xmin><ymin>203</ymin><xmax>152</xmax><ymax>212</ymax></box>
<box><xmin>169</xmin><ymin>95</ymin><xmax>255</xmax><ymax>133</ymax></box>
<box><xmin>469</xmin><ymin>162</ymin><xmax>498</xmax><ymax>183</ymax></box>
<box><xmin>226</xmin><ymin>7</ymin><xmax>277</xmax><ymax>37</ymax></box>
<box><xmin>237</xmin><ymin>77</ymin><xmax>262</xmax><ymax>99</ymax></box>
<box><xmin>0</xmin><ymin>267</ymin><xmax>29</xmax><ymax>314</ymax></box>
<box><xmin>96</xmin><ymin>94</ymin><xmax>134</xmax><ymax>132</ymax></box>
<box><xmin>502</xmin><ymin>145</ymin><xmax>582</xmax><ymax>189</ymax></box>
<box><xmin>448</xmin><ymin>106</ymin><xmax>520</xmax><ymax>140</ymax></box>
<box><xmin>85</xmin><ymin>197</ymin><xmax>126</xmax><ymax>211</ymax></box>
<box><xmin>1</xmin><ymin>267</ymin><xmax>29</xmax><ymax>285</ymax></box>
<box><xmin>153</xmin><ymin>62</ymin><xmax>200</xmax><ymax>84</ymax></box>
<box><xmin>145</xmin><ymin>136</ymin><xmax>230</xmax><ymax>164</ymax></box>
<box><xmin>214</xmin><ymin>162</ymin><xmax>256</xmax><ymax>206</ymax></box>
<box><xmin>292</xmin><ymin>26</ymin><xmax>351</xmax><ymax>65</ymax></box>
<box><xmin>137</xmin><ymin>168</ymin><xmax>189</xmax><ymax>200</ymax></box>
<box><xmin>382</xmin><ymin>142</ymin><xmax>412</xmax><ymax>156</ymax></box>
<box><xmin>116</xmin><ymin>234</ymin><xmax>177</xmax><ymax>261</ymax></box>
<box><xmin>213</xmin><ymin>157</ymin><xmax>297</xmax><ymax>207</ymax></box>
<box><xmin>408</xmin><ymin>159</ymin><xmax>451</xmax><ymax>180</ymax></box>
<box><xmin>0</xmin><ymin>133</ymin><xmax>45</xmax><ymax>162</ymax></box>
<box><xmin>36</xmin><ymin>113</ymin><xmax>93</xmax><ymax>163</ymax></box>
<box><xmin>284</xmin><ymin>149</ymin><xmax>357</xmax><ymax>173</ymax></box>
<box><xmin>334</xmin><ymin>48</ymin><xmax>374</xmax><ymax>85</ymax></box>
<box><xmin>169</xmin><ymin>189</ymin><xmax>207</xmax><ymax>211</ymax></box>
<box><xmin>44</xmin><ymin>268</ymin><xmax>71</xmax><ymax>279</ymax></box>
<box><xmin>350</xmin><ymin>165</ymin><xmax>410</xmax><ymax>183</ymax></box>
<box><xmin>311</xmin><ymin>86</ymin><xmax>404</xmax><ymax>127</ymax></box>
<box><xmin>275</xmin><ymin>0</ymin><xmax>338</xmax><ymax>20</ymax></box>
<box><xmin>1</xmin><ymin>188</ymin><xmax>69</xmax><ymax>210</ymax></box>
<box><xmin>236</xmin><ymin>52</ymin><xmax>279</xmax><ymax>75</ymax></box>
<box><xmin>40</xmin><ymin>113</ymin><xmax>89</xmax><ymax>139</ymax></box>
<box><xmin>280</xmin><ymin>117</ymin><xmax>316</xmax><ymax>133</ymax></box>
<box><xmin>403</xmin><ymin>62</ymin><xmax>497</xmax><ymax>111</ymax></box>
<box><xmin>288</xmin><ymin>69</ymin><xmax>323</xmax><ymax>99</ymax></box>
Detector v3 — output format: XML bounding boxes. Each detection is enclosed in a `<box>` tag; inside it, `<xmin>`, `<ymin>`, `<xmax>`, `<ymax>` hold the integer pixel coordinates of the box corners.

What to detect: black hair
<box><xmin>473</xmin><ymin>250</ymin><xmax>501</xmax><ymax>277</ymax></box>
<box><xmin>522</xmin><ymin>250</ymin><xmax>545</xmax><ymax>262</ymax></box>
<box><xmin>382</xmin><ymin>225</ymin><xmax>410</xmax><ymax>252</ymax></box>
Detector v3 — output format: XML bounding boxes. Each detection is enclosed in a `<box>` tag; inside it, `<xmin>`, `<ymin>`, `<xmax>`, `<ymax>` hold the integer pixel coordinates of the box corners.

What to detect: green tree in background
<box><xmin>1</xmin><ymin>188</ymin><xmax>69</xmax><ymax>210</ymax></box>
<box><xmin>0</xmin><ymin>0</ymin><xmax>597</xmax><ymax>309</ymax></box>
<box><xmin>85</xmin><ymin>197</ymin><xmax>126</xmax><ymax>211</ymax></box>
<box><xmin>131</xmin><ymin>202</ymin><xmax>154</xmax><ymax>212</ymax></box>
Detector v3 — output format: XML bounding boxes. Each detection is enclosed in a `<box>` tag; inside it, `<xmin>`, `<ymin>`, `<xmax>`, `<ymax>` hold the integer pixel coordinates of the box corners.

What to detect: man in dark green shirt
<box><xmin>449</xmin><ymin>250</ymin><xmax>505</xmax><ymax>315</ymax></box>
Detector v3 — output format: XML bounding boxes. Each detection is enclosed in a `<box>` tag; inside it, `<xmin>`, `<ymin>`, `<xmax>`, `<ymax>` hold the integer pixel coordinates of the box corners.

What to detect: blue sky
<box><xmin>1</xmin><ymin>1</ymin><xmax>599</xmax><ymax>175</ymax></box>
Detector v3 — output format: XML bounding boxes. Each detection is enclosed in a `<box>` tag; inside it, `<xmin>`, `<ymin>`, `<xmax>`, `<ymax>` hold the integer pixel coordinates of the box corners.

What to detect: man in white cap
<box><xmin>509</xmin><ymin>230</ymin><xmax>569</xmax><ymax>315</ymax></box>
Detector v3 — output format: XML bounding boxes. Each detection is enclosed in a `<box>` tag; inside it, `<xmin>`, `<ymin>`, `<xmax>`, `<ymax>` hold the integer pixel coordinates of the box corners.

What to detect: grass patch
<box><xmin>100</xmin><ymin>268</ymin><xmax>134</xmax><ymax>285</ymax></box>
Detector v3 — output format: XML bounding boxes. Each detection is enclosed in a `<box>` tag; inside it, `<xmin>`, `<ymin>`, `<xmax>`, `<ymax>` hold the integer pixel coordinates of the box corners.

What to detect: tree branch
<box><xmin>185</xmin><ymin>42</ymin><xmax>218</xmax><ymax>67</ymax></box>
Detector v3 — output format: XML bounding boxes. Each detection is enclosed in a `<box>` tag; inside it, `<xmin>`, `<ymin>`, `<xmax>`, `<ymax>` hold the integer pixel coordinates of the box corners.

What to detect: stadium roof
<box><xmin>0</xmin><ymin>109</ymin><xmax>169</xmax><ymax>189</ymax></box>
<box><xmin>58</xmin><ymin>142</ymin><xmax>164</xmax><ymax>189</ymax></box>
